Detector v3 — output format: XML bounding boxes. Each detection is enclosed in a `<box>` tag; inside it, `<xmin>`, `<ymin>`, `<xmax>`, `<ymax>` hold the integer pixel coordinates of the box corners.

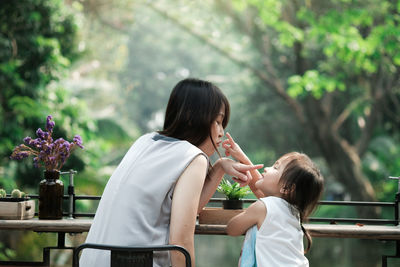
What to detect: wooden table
<box><xmin>1</xmin><ymin>219</ymin><xmax>400</xmax><ymax>240</ymax></box>
<box><xmin>1</xmin><ymin>218</ymin><xmax>400</xmax><ymax>267</ymax></box>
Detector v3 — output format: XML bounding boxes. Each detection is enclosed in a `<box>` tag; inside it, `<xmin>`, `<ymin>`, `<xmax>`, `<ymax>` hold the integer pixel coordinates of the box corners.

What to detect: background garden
<box><xmin>1</xmin><ymin>0</ymin><xmax>400</xmax><ymax>266</ymax></box>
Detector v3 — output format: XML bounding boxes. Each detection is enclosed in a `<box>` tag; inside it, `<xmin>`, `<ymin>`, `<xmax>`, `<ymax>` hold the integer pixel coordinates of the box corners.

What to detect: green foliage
<box><xmin>0</xmin><ymin>188</ymin><xmax>5</xmax><ymax>197</ymax></box>
<box><xmin>14</xmin><ymin>232</ymin><xmax>56</xmax><ymax>261</ymax></box>
<box><xmin>0</xmin><ymin>0</ymin><xmax>81</xmax><ymax>173</ymax></box>
<box><xmin>288</xmin><ymin>70</ymin><xmax>346</xmax><ymax>99</ymax></box>
<box><xmin>230</xmin><ymin>0</ymin><xmax>400</xmax><ymax>100</ymax></box>
<box><xmin>217</xmin><ymin>179</ymin><xmax>251</xmax><ymax>200</ymax></box>
<box><xmin>296</xmin><ymin>2</ymin><xmax>399</xmax><ymax>97</ymax></box>
<box><xmin>0</xmin><ymin>242</ymin><xmax>16</xmax><ymax>261</ymax></box>
<box><xmin>362</xmin><ymin>135</ymin><xmax>400</xmax><ymax>201</ymax></box>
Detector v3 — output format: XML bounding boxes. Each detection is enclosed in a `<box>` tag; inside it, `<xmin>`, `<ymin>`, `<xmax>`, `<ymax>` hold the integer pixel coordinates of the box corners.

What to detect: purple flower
<box><xmin>36</xmin><ymin>128</ymin><xmax>46</xmax><ymax>140</ymax></box>
<box><xmin>46</xmin><ymin>115</ymin><xmax>55</xmax><ymax>133</ymax></box>
<box><xmin>23</xmin><ymin>137</ymin><xmax>32</xmax><ymax>145</ymax></box>
<box><xmin>45</xmin><ymin>143</ymin><xmax>54</xmax><ymax>153</ymax></box>
<box><xmin>73</xmin><ymin>135</ymin><xmax>84</xmax><ymax>149</ymax></box>
<box><xmin>10</xmin><ymin>151</ymin><xmax>29</xmax><ymax>160</ymax></box>
<box><xmin>55</xmin><ymin>138</ymin><xmax>65</xmax><ymax>145</ymax></box>
<box><xmin>10</xmin><ymin>115</ymin><xmax>84</xmax><ymax>171</ymax></box>
<box><xmin>62</xmin><ymin>141</ymin><xmax>70</xmax><ymax>149</ymax></box>
<box><xmin>29</xmin><ymin>138</ymin><xmax>41</xmax><ymax>148</ymax></box>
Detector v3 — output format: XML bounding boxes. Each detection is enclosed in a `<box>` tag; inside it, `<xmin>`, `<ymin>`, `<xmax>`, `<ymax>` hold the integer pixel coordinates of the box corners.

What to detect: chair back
<box><xmin>73</xmin><ymin>243</ymin><xmax>191</xmax><ymax>267</ymax></box>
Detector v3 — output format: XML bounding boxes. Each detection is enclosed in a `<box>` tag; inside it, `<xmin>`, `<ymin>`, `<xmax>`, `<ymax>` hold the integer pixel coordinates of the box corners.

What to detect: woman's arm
<box><xmin>226</xmin><ymin>200</ymin><xmax>266</xmax><ymax>236</ymax></box>
<box><xmin>222</xmin><ymin>132</ymin><xmax>265</xmax><ymax>198</ymax></box>
<box><xmin>197</xmin><ymin>158</ymin><xmax>263</xmax><ymax>213</ymax></box>
<box><xmin>169</xmin><ymin>155</ymin><xmax>208</xmax><ymax>267</ymax></box>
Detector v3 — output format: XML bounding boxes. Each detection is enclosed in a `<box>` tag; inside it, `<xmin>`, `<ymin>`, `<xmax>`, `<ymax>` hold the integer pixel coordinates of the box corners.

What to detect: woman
<box><xmin>79</xmin><ymin>78</ymin><xmax>262</xmax><ymax>267</ymax></box>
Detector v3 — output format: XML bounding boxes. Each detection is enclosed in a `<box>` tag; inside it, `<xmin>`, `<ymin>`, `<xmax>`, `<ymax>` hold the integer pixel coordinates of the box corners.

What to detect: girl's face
<box><xmin>255</xmin><ymin>157</ymin><xmax>288</xmax><ymax>197</ymax></box>
<box><xmin>199</xmin><ymin>106</ymin><xmax>225</xmax><ymax>156</ymax></box>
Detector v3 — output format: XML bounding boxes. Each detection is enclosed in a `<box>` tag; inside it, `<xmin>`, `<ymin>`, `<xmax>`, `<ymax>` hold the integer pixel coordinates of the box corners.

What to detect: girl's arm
<box><xmin>222</xmin><ymin>133</ymin><xmax>265</xmax><ymax>198</ymax></box>
<box><xmin>170</xmin><ymin>155</ymin><xmax>208</xmax><ymax>267</ymax></box>
<box><xmin>226</xmin><ymin>200</ymin><xmax>266</xmax><ymax>236</ymax></box>
<box><xmin>197</xmin><ymin>158</ymin><xmax>263</xmax><ymax>213</ymax></box>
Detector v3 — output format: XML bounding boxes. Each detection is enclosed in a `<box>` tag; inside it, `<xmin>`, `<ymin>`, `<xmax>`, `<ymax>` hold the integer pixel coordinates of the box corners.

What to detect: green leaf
<box><xmin>29</xmin><ymin>11</ymin><xmax>41</xmax><ymax>22</ymax></box>
<box><xmin>217</xmin><ymin>179</ymin><xmax>251</xmax><ymax>200</ymax></box>
<box><xmin>8</xmin><ymin>96</ymin><xmax>44</xmax><ymax>119</ymax></box>
<box><xmin>231</xmin><ymin>0</ymin><xmax>247</xmax><ymax>12</ymax></box>
<box><xmin>394</xmin><ymin>54</ymin><xmax>400</xmax><ymax>66</ymax></box>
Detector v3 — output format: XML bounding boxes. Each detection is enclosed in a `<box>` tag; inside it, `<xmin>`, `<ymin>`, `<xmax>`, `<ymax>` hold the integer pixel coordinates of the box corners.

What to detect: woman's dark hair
<box><xmin>159</xmin><ymin>78</ymin><xmax>230</xmax><ymax>148</ymax></box>
<box><xmin>279</xmin><ymin>152</ymin><xmax>324</xmax><ymax>254</ymax></box>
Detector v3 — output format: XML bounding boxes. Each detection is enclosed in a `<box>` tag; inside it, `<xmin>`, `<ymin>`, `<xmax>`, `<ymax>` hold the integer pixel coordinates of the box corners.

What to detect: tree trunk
<box><xmin>303</xmin><ymin>97</ymin><xmax>379</xmax><ymax>217</ymax></box>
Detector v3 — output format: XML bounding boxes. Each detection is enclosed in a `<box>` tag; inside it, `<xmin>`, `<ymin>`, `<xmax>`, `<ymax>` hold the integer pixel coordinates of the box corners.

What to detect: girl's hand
<box><xmin>222</xmin><ymin>132</ymin><xmax>248</xmax><ymax>163</ymax></box>
<box><xmin>219</xmin><ymin>158</ymin><xmax>263</xmax><ymax>187</ymax></box>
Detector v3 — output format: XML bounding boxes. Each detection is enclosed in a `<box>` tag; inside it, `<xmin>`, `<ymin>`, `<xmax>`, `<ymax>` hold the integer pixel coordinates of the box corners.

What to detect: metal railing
<box><xmin>26</xmin><ymin>170</ymin><xmax>400</xmax><ymax>226</ymax></box>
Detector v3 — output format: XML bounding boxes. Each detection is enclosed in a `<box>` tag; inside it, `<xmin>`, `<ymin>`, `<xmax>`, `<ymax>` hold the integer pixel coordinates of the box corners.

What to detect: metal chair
<box><xmin>73</xmin><ymin>243</ymin><xmax>192</xmax><ymax>267</ymax></box>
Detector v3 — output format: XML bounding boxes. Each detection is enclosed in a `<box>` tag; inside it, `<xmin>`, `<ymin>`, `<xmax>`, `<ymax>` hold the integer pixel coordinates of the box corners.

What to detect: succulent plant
<box><xmin>11</xmin><ymin>189</ymin><xmax>22</xmax><ymax>198</ymax></box>
<box><xmin>0</xmin><ymin>188</ymin><xmax>6</xmax><ymax>198</ymax></box>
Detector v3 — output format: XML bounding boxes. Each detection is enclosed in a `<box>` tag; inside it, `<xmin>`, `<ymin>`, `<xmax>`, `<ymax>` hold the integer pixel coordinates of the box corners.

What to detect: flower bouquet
<box><xmin>11</xmin><ymin>115</ymin><xmax>84</xmax><ymax>171</ymax></box>
<box><xmin>10</xmin><ymin>115</ymin><xmax>84</xmax><ymax>219</ymax></box>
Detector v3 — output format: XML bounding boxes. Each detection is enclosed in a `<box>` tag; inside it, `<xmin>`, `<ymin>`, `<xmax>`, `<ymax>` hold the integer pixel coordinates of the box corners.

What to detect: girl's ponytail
<box><xmin>301</xmin><ymin>223</ymin><xmax>312</xmax><ymax>254</ymax></box>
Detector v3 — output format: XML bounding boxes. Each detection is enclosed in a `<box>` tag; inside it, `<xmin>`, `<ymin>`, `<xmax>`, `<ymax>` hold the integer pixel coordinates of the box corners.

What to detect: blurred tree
<box><xmin>146</xmin><ymin>0</ymin><xmax>400</xmax><ymax>207</ymax></box>
<box><xmin>0</xmin><ymin>1</ymin><xmax>87</xmax><ymax>264</ymax></box>
<box><xmin>0</xmin><ymin>1</ymin><xmax>135</xmax><ymax>264</ymax></box>
<box><xmin>0</xmin><ymin>0</ymin><xmax>82</xmax><ymax>187</ymax></box>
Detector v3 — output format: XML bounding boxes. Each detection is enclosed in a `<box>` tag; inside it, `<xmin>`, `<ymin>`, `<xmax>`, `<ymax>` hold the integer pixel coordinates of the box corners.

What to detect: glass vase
<box><xmin>38</xmin><ymin>170</ymin><xmax>64</xmax><ymax>219</ymax></box>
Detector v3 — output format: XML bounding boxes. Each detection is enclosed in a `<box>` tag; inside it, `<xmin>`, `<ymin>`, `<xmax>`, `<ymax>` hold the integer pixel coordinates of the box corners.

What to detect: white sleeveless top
<box><xmin>256</xmin><ymin>197</ymin><xmax>309</xmax><ymax>267</ymax></box>
<box><xmin>79</xmin><ymin>132</ymin><xmax>207</xmax><ymax>267</ymax></box>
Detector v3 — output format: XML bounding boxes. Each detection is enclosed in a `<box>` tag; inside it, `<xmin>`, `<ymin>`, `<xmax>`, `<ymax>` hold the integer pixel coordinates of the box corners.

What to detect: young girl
<box><xmin>224</xmin><ymin>133</ymin><xmax>324</xmax><ymax>266</ymax></box>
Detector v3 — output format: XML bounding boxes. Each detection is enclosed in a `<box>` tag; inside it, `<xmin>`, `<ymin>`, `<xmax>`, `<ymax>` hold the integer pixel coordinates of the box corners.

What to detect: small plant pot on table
<box><xmin>0</xmin><ymin>189</ymin><xmax>35</xmax><ymax>220</ymax></box>
<box><xmin>222</xmin><ymin>199</ymin><xmax>244</xmax><ymax>210</ymax></box>
<box><xmin>198</xmin><ymin>179</ymin><xmax>251</xmax><ymax>225</ymax></box>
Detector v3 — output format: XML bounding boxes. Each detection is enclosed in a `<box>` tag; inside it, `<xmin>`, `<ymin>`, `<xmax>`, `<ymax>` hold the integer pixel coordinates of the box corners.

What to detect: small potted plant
<box><xmin>198</xmin><ymin>179</ymin><xmax>252</xmax><ymax>225</ymax></box>
<box><xmin>0</xmin><ymin>188</ymin><xmax>35</xmax><ymax>219</ymax></box>
<box><xmin>217</xmin><ymin>179</ymin><xmax>252</xmax><ymax>209</ymax></box>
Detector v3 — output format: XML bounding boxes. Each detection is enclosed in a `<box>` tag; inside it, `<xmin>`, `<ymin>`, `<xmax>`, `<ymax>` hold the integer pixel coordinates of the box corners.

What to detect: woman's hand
<box><xmin>219</xmin><ymin>158</ymin><xmax>263</xmax><ymax>187</ymax></box>
<box><xmin>222</xmin><ymin>132</ymin><xmax>249</xmax><ymax>163</ymax></box>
